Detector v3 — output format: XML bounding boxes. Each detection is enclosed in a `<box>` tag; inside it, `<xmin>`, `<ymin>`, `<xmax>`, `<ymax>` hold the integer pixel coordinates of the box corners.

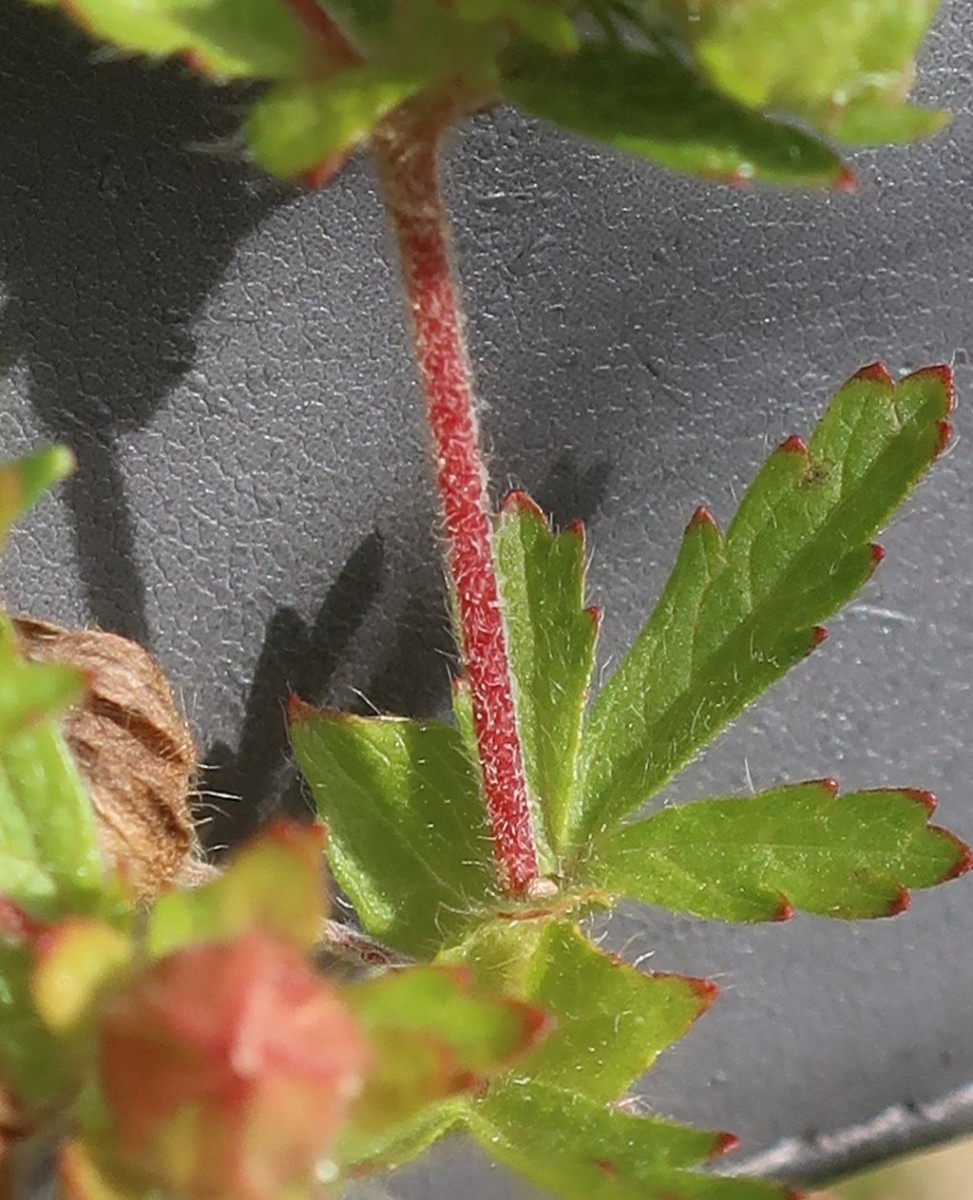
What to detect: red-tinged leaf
<box><xmin>147</xmin><ymin>820</ymin><xmax>326</xmax><ymax>958</ymax></box>
<box><xmin>582</xmin><ymin>782</ymin><xmax>972</xmax><ymax>922</ymax></box>
<box><xmin>472</xmin><ymin>1079</ymin><xmax>790</xmax><ymax>1200</ymax></box>
<box><xmin>575</xmin><ymin>365</ymin><xmax>953</xmax><ymax>847</ymax></box>
<box><xmin>335</xmin><ymin>965</ymin><xmax>548</xmax><ymax>1172</ymax></box>
<box><xmin>493</xmin><ymin>490</ymin><xmax>599</xmax><ymax>862</ymax></box>
<box><xmin>97</xmin><ymin>932</ymin><xmax>368</xmax><ymax>1200</ymax></box>
<box><xmin>509</xmin><ymin>921</ymin><xmax>713</xmax><ymax>1101</ymax></box>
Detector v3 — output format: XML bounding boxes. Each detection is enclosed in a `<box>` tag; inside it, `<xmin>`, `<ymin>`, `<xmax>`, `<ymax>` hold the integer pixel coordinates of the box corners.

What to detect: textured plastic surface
<box><xmin>3</xmin><ymin>3</ymin><xmax>973</xmax><ymax>1191</ymax></box>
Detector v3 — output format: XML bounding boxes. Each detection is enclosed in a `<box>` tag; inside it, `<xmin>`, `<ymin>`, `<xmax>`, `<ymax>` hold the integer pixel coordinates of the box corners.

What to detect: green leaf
<box><xmin>455</xmin><ymin>0</ymin><xmax>578</xmax><ymax>51</ymax></box>
<box><xmin>493</xmin><ymin>492</ymin><xmax>598</xmax><ymax>861</ymax></box>
<box><xmin>659</xmin><ymin>0</ymin><xmax>940</xmax><ymax>137</ymax></box>
<box><xmin>500</xmin><ymin>42</ymin><xmax>848</xmax><ymax>187</ymax></box>
<box><xmin>0</xmin><ymin>619</ymin><xmax>104</xmax><ymax>915</ymax></box>
<box><xmin>585</xmin><ymin>782</ymin><xmax>972</xmax><ymax>921</ymax></box>
<box><xmin>574</xmin><ymin>364</ymin><xmax>952</xmax><ymax>847</ymax></box>
<box><xmin>336</xmin><ymin>966</ymin><xmax>546</xmax><ymax>1171</ymax></box>
<box><xmin>476</xmin><ymin>1078</ymin><xmax>728</xmax><ymax>1171</ymax></box>
<box><xmin>31</xmin><ymin>0</ymin><xmax>311</xmax><ymax>80</ymax></box>
<box><xmin>827</xmin><ymin>99</ymin><xmax>948</xmax><ymax>146</ymax></box>
<box><xmin>477</xmin><ymin>920</ymin><xmax>714</xmax><ymax>1100</ymax></box>
<box><xmin>0</xmin><ymin>445</ymin><xmax>74</xmax><ymax>544</ymax></box>
<box><xmin>289</xmin><ymin>701</ymin><xmax>496</xmax><ymax>957</ymax></box>
<box><xmin>472</xmin><ymin>1080</ymin><xmax>787</xmax><ymax>1200</ymax></box>
<box><xmin>146</xmin><ymin>820</ymin><xmax>325</xmax><ymax>958</ymax></box>
<box><xmin>0</xmin><ymin>937</ymin><xmax>72</xmax><ymax>1113</ymax></box>
<box><xmin>246</xmin><ymin>64</ymin><xmax>425</xmax><ymax>179</ymax></box>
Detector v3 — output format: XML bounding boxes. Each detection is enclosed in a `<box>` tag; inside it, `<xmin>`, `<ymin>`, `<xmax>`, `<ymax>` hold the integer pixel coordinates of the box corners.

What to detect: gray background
<box><xmin>3</xmin><ymin>1</ymin><xmax>973</xmax><ymax>1192</ymax></box>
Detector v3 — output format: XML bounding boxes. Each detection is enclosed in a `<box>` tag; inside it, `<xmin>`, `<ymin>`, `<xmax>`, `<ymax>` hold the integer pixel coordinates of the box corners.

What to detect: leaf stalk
<box><xmin>372</xmin><ymin>105</ymin><xmax>539</xmax><ymax>897</ymax></box>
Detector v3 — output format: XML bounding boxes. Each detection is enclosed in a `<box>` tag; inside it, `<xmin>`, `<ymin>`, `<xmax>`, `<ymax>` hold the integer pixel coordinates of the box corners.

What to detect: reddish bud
<box><xmin>98</xmin><ymin>933</ymin><xmax>369</xmax><ymax>1200</ymax></box>
<box><xmin>778</xmin><ymin>435</ymin><xmax>808</xmax><ymax>456</ymax></box>
<box><xmin>773</xmin><ymin>899</ymin><xmax>796</xmax><ymax>923</ymax></box>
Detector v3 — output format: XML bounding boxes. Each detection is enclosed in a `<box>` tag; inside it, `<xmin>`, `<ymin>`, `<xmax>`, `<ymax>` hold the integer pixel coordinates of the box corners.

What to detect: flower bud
<box><xmin>98</xmin><ymin>932</ymin><xmax>369</xmax><ymax>1200</ymax></box>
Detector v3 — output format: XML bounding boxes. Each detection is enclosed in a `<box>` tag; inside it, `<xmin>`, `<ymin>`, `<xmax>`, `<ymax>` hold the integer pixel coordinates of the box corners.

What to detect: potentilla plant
<box><xmin>1</xmin><ymin>3</ymin><xmax>968</xmax><ymax>1200</ymax></box>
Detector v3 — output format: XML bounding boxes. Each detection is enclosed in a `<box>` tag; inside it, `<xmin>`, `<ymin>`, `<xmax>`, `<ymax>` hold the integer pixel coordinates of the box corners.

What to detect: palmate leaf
<box><xmin>288</xmin><ymin>700</ymin><xmax>496</xmax><ymax>958</ymax></box>
<box><xmin>654</xmin><ymin>0</ymin><xmax>942</xmax><ymax>138</ymax></box>
<box><xmin>582</xmin><ymin>782</ymin><xmax>971</xmax><ymax>922</ymax></box>
<box><xmin>471</xmin><ymin>1081</ymin><xmax>789</xmax><ymax>1200</ymax></box>
<box><xmin>493</xmin><ymin>492</ymin><xmax>599</xmax><ymax>861</ymax></box>
<box><xmin>569</xmin><ymin>364</ymin><xmax>952</xmax><ymax>850</ymax></box>
<box><xmin>499</xmin><ymin>42</ymin><xmax>848</xmax><ymax>188</ymax></box>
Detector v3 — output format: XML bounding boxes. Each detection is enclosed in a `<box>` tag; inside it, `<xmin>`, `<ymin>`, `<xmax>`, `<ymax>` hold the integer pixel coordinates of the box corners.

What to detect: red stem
<box><xmin>372</xmin><ymin>110</ymin><xmax>539</xmax><ymax>896</ymax></box>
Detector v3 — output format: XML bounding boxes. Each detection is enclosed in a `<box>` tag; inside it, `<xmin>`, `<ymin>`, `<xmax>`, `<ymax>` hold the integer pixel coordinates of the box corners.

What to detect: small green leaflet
<box><xmin>659</xmin><ymin>0</ymin><xmax>942</xmax><ymax>136</ymax></box>
<box><xmin>450</xmin><ymin>919</ymin><xmax>713</xmax><ymax>1101</ymax></box>
<box><xmin>246</xmin><ymin>65</ymin><xmax>425</xmax><ymax>178</ymax></box>
<box><xmin>335</xmin><ymin>966</ymin><xmax>546</xmax><ymax>1173</ymax></box>
<box><xmin>0</xmin><ymin>448</ymin><xmax>103</xmax><ymax>915</ymax></box>
<box><xmin>499</xmin><ymin>42</ymin><xmax>848</xmax><ymax>188</ymax></box>
<box><xmin>509</xmin><ymin>920</ymin><xmax>712</xmax><ymax>1100</ymax></box>
<box><xmin>289</xmin><ymin>700</ymin><xmax>496</xmax><ymax>957</ymax></box>
<box><xmin>25</xmin><ymin>0</ymin><xmax>313</xmax><ymax>80</ymax></box>
<box><xmin>493</xmin><ymin>491</ymin><xmax>598</xmax><ymax>862</ymax></box>
<box><xmin>471</xmin><ymin>1081</ymin><xmax>788</xmax><ymax>1200</ymax></box>
<box><xmin>572</xmin><ymin>364</ymin><xmax>952</xmax><ymax>849</ymax></box>
<box><xmin>582</xmin><ymin>781</ymin><xmax>971</xmax><ymax>922</ymax></box>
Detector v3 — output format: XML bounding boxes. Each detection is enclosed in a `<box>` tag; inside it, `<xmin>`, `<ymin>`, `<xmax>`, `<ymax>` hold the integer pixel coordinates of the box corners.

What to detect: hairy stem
<box><xmin>372</xmin><ymin>108</ymin><xmax>539</xmax><ymax>896</ymax></box>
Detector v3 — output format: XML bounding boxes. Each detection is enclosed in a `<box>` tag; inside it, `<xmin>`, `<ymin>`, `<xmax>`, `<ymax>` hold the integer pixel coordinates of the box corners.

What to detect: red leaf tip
<box><xmin>870</xmin><ymin>543</ymin><xmax>885</xmax><ymax>568</ymax></box>
<box><xmin>778</xmin><ymin>435</ymin><xmax>808</xmax><ymax>456</ymax></box>
<box><xmin>709</xmin><ymin>1132</ymin><xmax>740</xmax><ymax>1160</ymax></box>
<box><xmin>286</xmin><ymin>694</ymin><xmax>310</xmax><ymax>723</ymax></box>
<box><xmin>903</xmin><ymin>788</ymin><xmax>937</xmax><ymax>815</ymax></box>
<box><xmin>809</xmin><ymin>626</ymin><xmax>828</xmax><ymax>651</ymax></box>
<box><xmin>833</xmin><ymin>166</ymin><xmax>857</xmax><ymax>194</ymax></box>
<box><xmin>586</xmin><ymin>606</ymin><xmax>603</xmax><ymax>633</ymax></box>
<box><xmin>935</xmin><ymin>420</ymin><xmax>953</xmax><ymax>460</ymax></box>
<box><xmin>810</xmin><ymin>777</ymin><xmax>840</xmax><ymax>798</ymax></box>
<box><xmin>499</xmin><ymin>489</ymin><xmax>548</xmax><ymax>524</ymax></box>
<box><xmin>300</xmin><ymin>150</ymin><xmax>353</xmax><ymax>191</ymax></box>
<box><xmin>885</xmin><ymin>887</ymin><xmax>912</xmax><ymax>917</ymax></box>
<box><xmin>943</xmin><ymin>835</ymin><xmax>973</xmax><ymax>881</ymax></box>
<box><xmin>906</xmin><ymin>363</ymin><xmax>955</xmax><ymax>413</ymax></box>
<box><xmin>851</xmin><ymin>362</ymin><xmax>893</xmax><ymax>387</ymax></box>
<box><xmin>690</xmin><ymin>505</ymin><xmax>718</xmax><ymax>529</ymax></box>
<box><xmin>773</xmin><ymin>899</ymin><xmax>795</xmax><ymax>923</ymax></box>
<box><xmin>687</xmin><ymin>976</ymin><xmax>720</xmax><ymax>1010</ymax></box>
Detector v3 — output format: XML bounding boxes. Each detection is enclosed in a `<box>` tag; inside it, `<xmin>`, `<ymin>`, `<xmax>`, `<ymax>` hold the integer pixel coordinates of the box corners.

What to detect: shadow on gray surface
<box><xmin>0</xmin><ymin>5</ymin><xmax>280</xmax><ymax>643</ymax></box>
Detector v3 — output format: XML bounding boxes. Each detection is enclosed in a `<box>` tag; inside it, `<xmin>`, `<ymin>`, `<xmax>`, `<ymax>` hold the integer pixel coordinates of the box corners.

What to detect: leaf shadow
<box><xmin>200</xmin><ymin>531</ymin><xmax>385</xmax><ymax>850</ymax></box>
<box><xmin>0</xmin><ymin>5</ymin><xmax>284</xmax><ymax>644</ymax></box>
